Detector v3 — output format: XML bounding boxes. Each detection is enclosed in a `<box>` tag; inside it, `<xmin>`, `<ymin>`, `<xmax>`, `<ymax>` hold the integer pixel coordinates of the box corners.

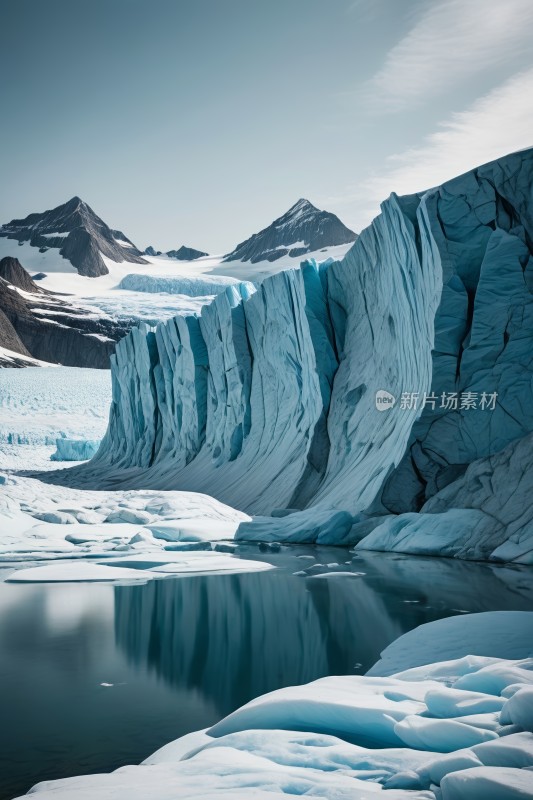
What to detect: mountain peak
<box><xmin>0</xmin><ymin>256</ymin><xmax>42</xmax><ymax>293</ymax></box>
<box><xmin>0</xmin><ymin>198</ymin><xmax>147</xmax><ymax>277</ymax></box>
<box><xmin>166</xmin><ymin>245</ymin><xmax>209</xmax><ymax>261</ymax></box>
<box><xmin>224</xmin><ymin>199</ymin><xmax>357</xmax><ymax>264</ymax></box>
<box><xmin>63</xmin><ymin>195</ymin><xmax>88</xmax><ymax>212</ymax></box>
<box><xmin>286</xmin><ymin>198</ymin><xmax>317</xmax><ymax>215</ymax></box>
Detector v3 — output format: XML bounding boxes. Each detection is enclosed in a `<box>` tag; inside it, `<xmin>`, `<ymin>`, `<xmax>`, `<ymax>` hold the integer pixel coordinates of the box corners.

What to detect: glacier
<box><xmin>117</xmin><ymin>273</ymin><xmax>246</xmax><ymax>296</ymax></box>
<box><xmin>48</xmin><ymin>149</ymin><xmax>533</xmax><ymax>561</ymax></box>
<box><xmin>12</xmin><ymin>611</ymin><xmax>533</xmax><ymax>800</ymax></box>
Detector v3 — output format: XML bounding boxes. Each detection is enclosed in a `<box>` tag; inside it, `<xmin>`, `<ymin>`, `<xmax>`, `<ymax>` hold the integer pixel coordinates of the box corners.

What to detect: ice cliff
<box><xmin>72</xmin><ymin>149</ymin><xmax>533</xmax><ymax>561</ymax></box>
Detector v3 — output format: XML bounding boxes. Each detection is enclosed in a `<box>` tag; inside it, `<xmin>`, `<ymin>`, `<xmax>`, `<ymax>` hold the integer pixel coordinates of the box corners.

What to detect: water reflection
<box><xmin>1</xmin><ymin>548</ymin><xmax>532</xmax><ymax>799</ymax></box>
<box><xmin>114</xmin><ymin>547</ymin><xmax>533</xmax><ymax>716</ymax></box>
<box><xmin>115</xmin><ymin>568</ymin><xmax>397</xmax><ymax>715</ymax></box>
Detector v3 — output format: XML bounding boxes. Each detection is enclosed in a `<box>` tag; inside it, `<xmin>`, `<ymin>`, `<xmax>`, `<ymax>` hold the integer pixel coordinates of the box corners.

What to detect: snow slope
<box><xmin>12</xmin><ymin>612</ymin><xmax>533</xmax><ymax>799</ymax></box>
<box><xmin>61</xmin><ymin>149</ymin><xmax>533</xmax><ymax>561</ymax></box>
<box><xmin>0</xmin><ymin>236</ymin><xmax>352</xmax><ymax>296</ymax></box>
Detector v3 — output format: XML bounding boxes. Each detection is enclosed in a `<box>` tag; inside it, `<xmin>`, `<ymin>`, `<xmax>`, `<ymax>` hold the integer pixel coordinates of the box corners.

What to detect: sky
<box><xmin>1</xmin><ymin>0</ymin><xmax>532</xmax><ymax>253</ymax></box>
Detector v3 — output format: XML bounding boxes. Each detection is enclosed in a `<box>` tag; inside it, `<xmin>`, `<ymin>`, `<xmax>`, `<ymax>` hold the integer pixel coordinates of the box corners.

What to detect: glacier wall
<box><xmin>83</xmin><ymin>192</ymin><xmax>440</xmax><ymax>517</ymax></box>
<box><xmin>72</xmin><ymin>149</ymin><xmax>533</xmax><ymax>552</ymax></box>
<box><xmin>118</xmin><ymin>273</ymin><xmax>243</xmax><ymax>296</ymax></box>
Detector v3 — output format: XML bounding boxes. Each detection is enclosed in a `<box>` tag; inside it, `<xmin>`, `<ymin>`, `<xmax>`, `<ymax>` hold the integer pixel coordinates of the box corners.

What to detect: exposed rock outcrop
<box><xmin>0</xmin><ymin>257</ymin><xmax>128</xmax><ymax>367</ymax></box>
<box><xmin>0</xmin><ymin>255</ymin><xmax>44</xmax><ymax>293</ymax></box>
<box><xmin>166</xmin><ymin>245</ymin><xmax>209</xmax><ymax>260</ymax></box>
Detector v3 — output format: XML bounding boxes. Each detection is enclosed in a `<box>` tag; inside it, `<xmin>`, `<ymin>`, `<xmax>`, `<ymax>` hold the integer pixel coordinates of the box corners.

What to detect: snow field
<box><xmin>0</xmin><ymin>367</ymin><xmax>112</xmax><ymax>469</ymax></box>
<box><xmin>0</xmin><ymin>474</ymin><xmax>255</xmax><ymax>577</ymax></box>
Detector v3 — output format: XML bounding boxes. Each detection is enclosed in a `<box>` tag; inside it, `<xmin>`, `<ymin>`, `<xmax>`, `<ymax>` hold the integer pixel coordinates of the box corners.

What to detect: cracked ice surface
<box><xmin>12</xmin><ymin>612</ymin><xmax>533</xmax><ymax>799</ymax></box>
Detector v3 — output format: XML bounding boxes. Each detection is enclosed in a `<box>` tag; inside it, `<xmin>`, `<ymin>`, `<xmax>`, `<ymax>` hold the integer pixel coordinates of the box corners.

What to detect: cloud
<box><xmin>329</xmin><ymin>69</ymin><xmax>533</xmax><ymax>230</ymax></box>
<box><xmin>364</xmin><ymin>0</ymin><xmax>533</xmax><ymax>111</ymax></box>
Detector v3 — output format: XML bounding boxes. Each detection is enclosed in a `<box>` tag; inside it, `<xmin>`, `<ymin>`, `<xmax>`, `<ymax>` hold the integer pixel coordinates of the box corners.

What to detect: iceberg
<box><xmin>117</xmin><ymin>273</ymin><xmax>246</xmax><ymax>297</ymax></box>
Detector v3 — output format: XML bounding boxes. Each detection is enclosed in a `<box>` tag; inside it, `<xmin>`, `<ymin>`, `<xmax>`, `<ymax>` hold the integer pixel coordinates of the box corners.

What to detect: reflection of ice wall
<box><xmin>113</xmin><ymin>553</ymin><xmax>533</xmax><ymax>716</ymax></box>
<box><xmin>73</xmin><ymin>150</ymin><xmax>533</xmax><ymax>550</ymax></box>
<box><xmin>113</xmin><ymin>567</ymin><xmax>400</xmax><ymax>716</ymax></box>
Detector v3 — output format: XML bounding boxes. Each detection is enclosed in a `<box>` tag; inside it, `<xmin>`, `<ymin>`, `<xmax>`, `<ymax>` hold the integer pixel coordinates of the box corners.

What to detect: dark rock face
<box><xmin>166</xmin><ymin>245</ymin><xmax>209</xmax><ymax>260</ymax></box>
<box><xmin>0</xmin><ymin>256</ymin><xmax>42</xmax><ymax>293</ymax></box>
<box><xmin>0</xmin><ymin>197</ymin><xmax>147</xmax><ymax>278</ymax></box>
<box><xmin>224</xmin><ymin>199</ymin><xmax>357</xmax><ymax>264</ymax></box>
<box><xmin>0</xmin><ymin>307</ymin><xmax>32</xmax><ymax>363</ymax></box>
<box><xmin>143</xmin><ymin>246</ymin><xmax>162</xmax><ymax>257</ymax></box>
<box><xmin>0</xmin><ymin>258</ymin><xmax>128</xmax><ymax>368</ymax></box>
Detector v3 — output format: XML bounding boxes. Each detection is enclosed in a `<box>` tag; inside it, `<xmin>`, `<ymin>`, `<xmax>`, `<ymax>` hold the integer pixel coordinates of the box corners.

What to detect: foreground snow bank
<box><xmin>14</xmin><ymin>612</ymin><xmax>533</xmax><ymax>799</ymax></box>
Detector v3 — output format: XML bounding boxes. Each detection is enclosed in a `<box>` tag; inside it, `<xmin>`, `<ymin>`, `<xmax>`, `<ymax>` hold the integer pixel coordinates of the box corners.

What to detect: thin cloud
<box><xmin>364</xmin><ymin>0</ymin><xmax>533</xmax><ymax>111</ymax></box>
<box><xmin>329</xmin><ymin>69</ymin><xmax>533</xmax><ymax>231</ymax></box>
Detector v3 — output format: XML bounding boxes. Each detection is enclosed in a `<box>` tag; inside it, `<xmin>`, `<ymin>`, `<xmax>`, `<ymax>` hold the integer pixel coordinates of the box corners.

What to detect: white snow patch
<box><xmin>0</xmin><ymin>347</ymin><xmax>53</xmax><ymax>367</ymax></box>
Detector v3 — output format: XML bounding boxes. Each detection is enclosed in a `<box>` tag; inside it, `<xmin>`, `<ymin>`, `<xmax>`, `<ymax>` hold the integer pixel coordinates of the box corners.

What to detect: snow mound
<box><xmin>368</xmin><ymin>611</ymin><xmax>533</xmax><ymax>676</ymax></box>
<box><xmin>0</xmin><ymin>475</ymin><xmax>252</xmax><ymax>568</ymax></box>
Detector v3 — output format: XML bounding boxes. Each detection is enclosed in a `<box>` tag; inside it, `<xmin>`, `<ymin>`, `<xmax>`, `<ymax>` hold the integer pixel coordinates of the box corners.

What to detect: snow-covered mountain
<box><xmin>0</xmin><ymin>197</ymin><xmax>355</xmax><ymax>295</ymax></box>
<box><xmin>69</xmin><ymin>148</ymin><xmax>533</xmax><ymax>561</ymax></box>
<box><xmin>0</xmin><ymin>196</ymin><xmax>147</xmax><ymax>278</ymax></box>
<box><xmin>223</xmin><ymin>198</ymin><xmax>357</xmax><ymax>263</ymax></box>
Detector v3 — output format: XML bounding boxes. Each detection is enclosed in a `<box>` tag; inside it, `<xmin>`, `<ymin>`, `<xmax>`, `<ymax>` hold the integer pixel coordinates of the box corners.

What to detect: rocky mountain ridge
<box><xmin>0</xmin><ymin>257</ymin><xmax>128</xmax><ymax>367</ymax></box>
<box><xmin>223</xmin><ymin>198</ymin><xmax>357</xmax><ymax>263</ymax></box>
<box><xmin>0</xmin><ymin>197</ymin><xmax>147</xmax><ymax>277</ymax></box>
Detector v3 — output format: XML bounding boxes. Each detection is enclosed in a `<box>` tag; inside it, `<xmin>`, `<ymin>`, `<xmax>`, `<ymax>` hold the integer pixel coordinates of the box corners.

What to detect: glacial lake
<box><xmin>1</xmin><ymin>545</ymin><xmax>532</xmax><ymax>800</ymax></box>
